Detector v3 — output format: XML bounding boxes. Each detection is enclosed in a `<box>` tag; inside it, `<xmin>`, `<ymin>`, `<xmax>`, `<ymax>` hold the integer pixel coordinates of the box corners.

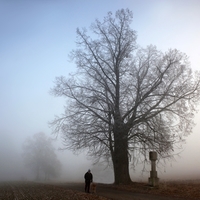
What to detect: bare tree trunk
<box><xmin>36</xmin><ymin>165</ymin><xmax>40</xmax><ymax>181</ymax></box>
<box><xmin>112</xmin><ymin>130</ymin><xmax>131</xmax><ymax>184</ymax></box>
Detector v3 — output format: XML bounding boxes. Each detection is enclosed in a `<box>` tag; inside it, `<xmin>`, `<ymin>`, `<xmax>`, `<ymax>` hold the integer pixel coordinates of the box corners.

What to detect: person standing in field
<box><xmin>84</xmin><ymin>169</ymin><xmax>93</xmax><ymax>193</ymax></box>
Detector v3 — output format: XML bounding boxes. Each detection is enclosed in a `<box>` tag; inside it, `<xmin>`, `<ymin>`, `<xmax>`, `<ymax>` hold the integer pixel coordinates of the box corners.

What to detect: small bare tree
<box><xmin>50</xmin><ymin>9</ymin><xmax>200</xmax><ymax>184</ymax></box>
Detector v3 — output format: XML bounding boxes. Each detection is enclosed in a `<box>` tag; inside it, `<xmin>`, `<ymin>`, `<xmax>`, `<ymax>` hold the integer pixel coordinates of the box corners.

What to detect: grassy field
<box><xmin>0</xmin><ymin>180</ymin><xmax>200</xmax><ymax>199</ymax></box>
<box><xmin>113</xmin><ymin>180</ymin><xmax>200</xmax><ymax>199</ymax></box>
<box><xmin>0</xmin><ymin>182</ymin><xmax>109</xmax><ymax>200</ymax></box>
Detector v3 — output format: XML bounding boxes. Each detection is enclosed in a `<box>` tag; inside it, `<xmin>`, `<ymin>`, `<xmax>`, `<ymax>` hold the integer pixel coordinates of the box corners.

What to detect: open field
<box><xmin>0</xmin><ymin>180</ymin><xmax>200</xmax><ymax>200</ymax></box>
<box><xmin>0</xmin><ymin>182</ymin><xmax>109</xmax><ymax>200</ymax></box>
<box><xmin>112</xmin><ymin>180</ymin><xmax>200</xmax><ymax>199</ymax></box>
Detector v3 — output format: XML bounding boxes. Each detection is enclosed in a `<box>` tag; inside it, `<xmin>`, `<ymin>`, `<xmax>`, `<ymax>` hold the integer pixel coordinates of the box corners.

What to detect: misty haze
<box><xmin>1</xmin><ymin>1</ymin><xmax>200</xmax><ymax>200</ymax></box>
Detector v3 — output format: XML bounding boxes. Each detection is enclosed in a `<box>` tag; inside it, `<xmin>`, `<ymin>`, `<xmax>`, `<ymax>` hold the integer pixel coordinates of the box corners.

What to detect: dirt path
<box><xmin>57</xmin><ymin>183</ymin><xmax>187</xmax><ymax>200</ymax></box>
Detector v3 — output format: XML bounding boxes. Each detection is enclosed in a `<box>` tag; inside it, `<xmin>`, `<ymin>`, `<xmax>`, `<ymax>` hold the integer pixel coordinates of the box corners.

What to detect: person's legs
<box><xmin>86</xmin><ymin>181</ymin><xmax>90</xmax><ymax>193</ymax></box>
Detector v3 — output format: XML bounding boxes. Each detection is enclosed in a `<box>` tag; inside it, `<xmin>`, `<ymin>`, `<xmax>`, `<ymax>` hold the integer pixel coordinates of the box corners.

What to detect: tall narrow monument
<box><xmin>149</xmin><ymin>151</ymin><xmax>159</xmax><ymax>187</ymax></box>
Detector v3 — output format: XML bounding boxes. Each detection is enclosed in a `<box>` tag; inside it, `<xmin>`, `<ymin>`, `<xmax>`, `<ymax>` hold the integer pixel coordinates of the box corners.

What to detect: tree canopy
<box><xmin>50</xmin><ymin>9</ymin><xmax>200</xmax><ymax>184</ymax></box>
<box><xmin>22</xmin><ymin>132</ymin><xmax>61</xmax><ymax>181</ymax></box>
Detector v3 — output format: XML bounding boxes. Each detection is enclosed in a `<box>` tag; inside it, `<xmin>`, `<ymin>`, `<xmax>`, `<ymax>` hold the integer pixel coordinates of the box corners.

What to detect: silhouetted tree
<box><xmin>50</xmin><ymin>9</ymin><xmax>200</xmax><ymax>184</ymax></box>
<box><xmin>22</xmin><ymin>132</ymin><xmax>61</xmax><ymax>181</ymax></box>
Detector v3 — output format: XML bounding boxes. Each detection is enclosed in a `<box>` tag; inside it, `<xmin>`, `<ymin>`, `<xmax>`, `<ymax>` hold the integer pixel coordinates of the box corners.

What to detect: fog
<box><xmin>0</xmin><ymin>130</ymin><xmax>114</xmax><ymax>183</ymax></box>
<box><xmin>1</xmin><ymin>0</ymin><xmax>200</xmax><ymax>183</ymax></box>
<box><xmin>1</xmin><ymin>120</ymin><xmax>200</xmax><ymax>183</ymax></box>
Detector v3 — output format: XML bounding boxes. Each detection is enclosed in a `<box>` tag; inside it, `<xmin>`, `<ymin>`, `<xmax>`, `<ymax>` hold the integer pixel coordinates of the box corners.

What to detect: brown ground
<box><xmin>111</xmin><ymin>180</ymin><xmax>200</xmax><ymax>199</ymax></box>
<box><xmin>0</xmin><ymin>180</ymin><xmax>199</xmax><ymax>200</ymax></box>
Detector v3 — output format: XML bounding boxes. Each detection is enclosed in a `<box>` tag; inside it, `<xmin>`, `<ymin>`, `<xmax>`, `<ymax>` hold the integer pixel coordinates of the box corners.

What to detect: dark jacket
<box><xmin>84</xmin><ymin>171</ymin><xmax>93</xmax><ymax>182</ymax></box>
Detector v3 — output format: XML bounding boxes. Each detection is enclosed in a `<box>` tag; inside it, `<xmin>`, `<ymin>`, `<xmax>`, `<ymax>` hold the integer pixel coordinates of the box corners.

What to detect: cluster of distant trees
<box><xmin>22</xmin><ymin>132</ymin><xmax>61</xmax><ymax>181</ymax></box>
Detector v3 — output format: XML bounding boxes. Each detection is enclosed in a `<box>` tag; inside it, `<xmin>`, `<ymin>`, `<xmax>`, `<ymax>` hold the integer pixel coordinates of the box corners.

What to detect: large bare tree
<box><xmin>50</xmin><ymin>9</ymin><xmax>200</xmax><ymax>184</ymax></box>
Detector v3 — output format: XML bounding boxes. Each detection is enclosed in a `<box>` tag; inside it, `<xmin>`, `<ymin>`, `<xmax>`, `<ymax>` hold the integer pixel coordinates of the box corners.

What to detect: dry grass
<box><xmin>0</xmin><ymin>182</ymin><xmax>111</xmax><ymax>200</ymax></box>
<box><xmin>112</xmin><ymin>180</ymin><xmax>200</xmax><ymax>199</ymax></box>
<box><xmin>1</xmin><ymin>180</ymin><xmax>200</xmax><ymax>199</ymax></box>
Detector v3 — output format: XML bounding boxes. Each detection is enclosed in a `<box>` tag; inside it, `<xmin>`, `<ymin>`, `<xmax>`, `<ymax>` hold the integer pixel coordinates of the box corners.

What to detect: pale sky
<box><xmin>0</xmin><ymin>0</ymin><xmax>200</xmax><ymax>182</ymax></box>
